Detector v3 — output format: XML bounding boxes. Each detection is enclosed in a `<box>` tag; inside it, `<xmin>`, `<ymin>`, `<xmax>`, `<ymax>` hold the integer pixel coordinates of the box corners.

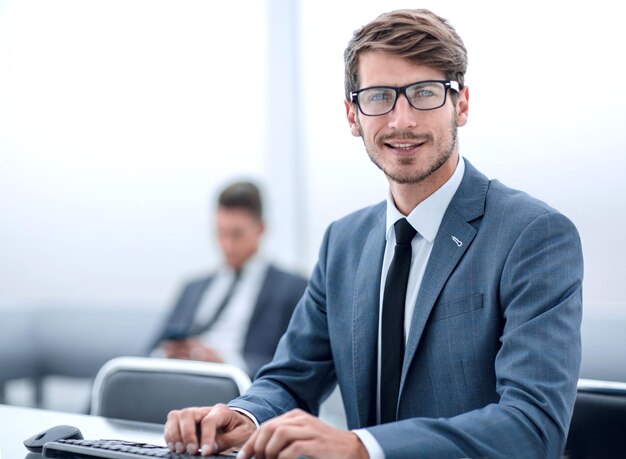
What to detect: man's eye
<box><xmin>413</xmin><ymin>89</ymin><xmax>435</xmax><ymax>98</ymax></box>
<box><xmin>367</xmin><ymin>91</ymin><xmax>393</xmax><ymax>102</ymax></box>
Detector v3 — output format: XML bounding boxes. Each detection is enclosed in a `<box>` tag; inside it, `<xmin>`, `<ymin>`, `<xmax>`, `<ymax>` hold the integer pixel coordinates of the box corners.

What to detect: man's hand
<box><xmin>162</xmin><ymin>339</ymin><xmax>224</xmax><ymax>363</ymax></box>
<box><xmin>164</xmin><ymin>404</ymin><xmax>256</xmax><ymax>456</ymax></box>
<box><xmin>236</xmin><ymin>409</ymin><xmax>368</xmax><ymax>459</ymax></box>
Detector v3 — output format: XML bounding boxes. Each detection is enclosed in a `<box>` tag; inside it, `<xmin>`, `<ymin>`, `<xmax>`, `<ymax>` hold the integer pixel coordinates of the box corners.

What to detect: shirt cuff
<box><xmin>229</xmin><ymin>407</ymin><xmax>260</xmax><ymax>428</ymax></box>
<box><xmin>353</xmin><ymin>429</ymin><xmax>385</xmax><ymax>459</ymax></box>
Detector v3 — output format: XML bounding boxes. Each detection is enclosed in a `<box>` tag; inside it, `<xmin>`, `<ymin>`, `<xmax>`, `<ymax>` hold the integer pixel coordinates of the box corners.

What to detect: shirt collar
<box><xmin>385</xmin><ymin>156</ymin><xmax>465</xmax><ymax>243</ymax></box>
<box><xmin>219</xmin><ymin>251</ymin><xmax>266</xmax><ymax>278</ymax></box>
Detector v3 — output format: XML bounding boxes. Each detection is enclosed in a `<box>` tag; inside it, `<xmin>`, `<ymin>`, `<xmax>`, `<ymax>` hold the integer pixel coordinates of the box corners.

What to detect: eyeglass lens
<box><xmin>357</xmin><ymin>81</ymin><xmax>448</xmax><ymax>115</ymax></box>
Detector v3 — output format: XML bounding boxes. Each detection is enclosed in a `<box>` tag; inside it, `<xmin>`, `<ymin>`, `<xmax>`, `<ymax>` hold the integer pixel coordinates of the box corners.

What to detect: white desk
<box><xmin>0</xmin><ymin>404</ymin><xmax>164</xmax><ymax>459</ymax></box>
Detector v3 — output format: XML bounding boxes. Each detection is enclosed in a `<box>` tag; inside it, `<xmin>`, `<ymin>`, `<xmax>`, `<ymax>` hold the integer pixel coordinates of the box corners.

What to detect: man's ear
<box><xmin>456</xmin><ymin>86</ymin><xmax>469</xmax><ymax>127</ymax></box>
<box><xmin>345</xmin><ymin>100</ymin><xmax>362</xmax><ymax>137</ymax></box>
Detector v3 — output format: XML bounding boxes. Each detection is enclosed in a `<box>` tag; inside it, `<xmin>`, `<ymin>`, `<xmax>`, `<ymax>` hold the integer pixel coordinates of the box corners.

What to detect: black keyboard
<box><xmin>42</xmin><ymin>438</ymin><xmax>236</xmax><ymax>458</ymax></box>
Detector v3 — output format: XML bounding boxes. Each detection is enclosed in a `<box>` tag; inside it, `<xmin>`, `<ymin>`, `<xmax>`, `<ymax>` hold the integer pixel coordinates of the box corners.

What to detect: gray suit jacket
<box><xmin>153</xmin><ymin>264</ymin><xmax>308</xmax><ymax>378</ymax></box>
<box><xmin>231</xmin><ymin>160</ymin><xmax>583</xmax><ymax>458</ymax></box>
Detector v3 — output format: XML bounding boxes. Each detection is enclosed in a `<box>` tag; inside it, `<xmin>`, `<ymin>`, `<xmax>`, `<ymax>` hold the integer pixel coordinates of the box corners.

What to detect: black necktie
<box><xmin>190</xmin><ymin>270</ymin><xmax>241</xmax><ymax>336</ymax></box>
<box><xmin>380</xmin><ymin>218</ymin><xmax>416</xmax><ymax>423</ymax></box>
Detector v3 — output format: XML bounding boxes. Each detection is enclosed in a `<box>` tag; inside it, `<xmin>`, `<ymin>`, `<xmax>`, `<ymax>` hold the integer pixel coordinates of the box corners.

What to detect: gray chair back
<box><xmin>564</xmin><ymin>378</ymin><xmax>626</xmax><ymax>459</ymax></box>
<box><xmin>91</xmin><ymin>357</ymin><xmax>251</xmax><ymax>424</ymax></box>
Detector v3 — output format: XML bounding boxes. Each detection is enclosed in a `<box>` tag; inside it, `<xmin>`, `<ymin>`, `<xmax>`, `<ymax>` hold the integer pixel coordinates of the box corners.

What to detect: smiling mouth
<box><xmin>384</xmin><ymin>141</ymin><xmax>426</xmax><ymax>152</ymax></box>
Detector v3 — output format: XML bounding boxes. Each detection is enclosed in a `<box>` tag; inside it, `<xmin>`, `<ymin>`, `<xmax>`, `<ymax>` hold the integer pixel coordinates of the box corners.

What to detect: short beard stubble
<box><xmin>357</xmin><ymin>110</ymin><xmax>459</xmax><ymax>185</ymax></box>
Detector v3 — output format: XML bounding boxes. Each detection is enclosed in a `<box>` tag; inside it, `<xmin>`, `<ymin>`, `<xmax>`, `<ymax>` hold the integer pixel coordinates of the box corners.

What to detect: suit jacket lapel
<box><xmin>247</xmin><ymin>265</ymin><xmax>275</xmax><ymax>331</ymax></box>
<box><xmin>352</xmin><ymin>209</ymin><xmax>386</xmax><ymax>427</ymax></box>
<box><xmin>173</xmin><ymin>276</ymin><xmax>212</xmax><ymax>333</ymax></box>
<box><xmin>400</xmin><ymin>160</ymin><xmax>488</xmax><ymax>392</ymax></box>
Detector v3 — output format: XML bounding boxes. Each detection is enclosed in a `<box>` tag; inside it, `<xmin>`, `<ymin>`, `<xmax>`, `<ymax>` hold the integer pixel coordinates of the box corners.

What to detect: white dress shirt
<box><xmin>354</xmin><ymin>157</ymin><xmax>465</xmax><ymax>459</ymax></box>
<box><xmin>193</xmin><ymin>254</ymin><xmax>268</xmax><ymax>373</ymax></box>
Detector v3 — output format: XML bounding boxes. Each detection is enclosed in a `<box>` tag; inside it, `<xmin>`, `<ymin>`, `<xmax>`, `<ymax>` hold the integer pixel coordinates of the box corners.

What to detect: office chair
<box><xmin>91</xmin><ymin>356</ymin><xmax>251</xmax><ymax>424</ymax></box>
<box><xmin>564</xmin><ymin>378</ymin><xmax>626</xmax><ymax>459</ymax></box>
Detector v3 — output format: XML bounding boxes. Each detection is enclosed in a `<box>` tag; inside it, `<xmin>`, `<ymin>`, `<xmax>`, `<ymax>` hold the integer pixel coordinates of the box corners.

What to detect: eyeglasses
<box><xmin>350</xmin><ymin>80</ymin><xmax>460</xmax><ymax>116</ymax></box>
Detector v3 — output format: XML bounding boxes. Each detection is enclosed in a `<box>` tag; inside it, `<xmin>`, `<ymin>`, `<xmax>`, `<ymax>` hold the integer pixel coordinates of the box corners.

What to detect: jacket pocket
<box><xmin>431</xmin><ymin>292</ymin><xmax>483</xmax><ymax>321</ymax></box>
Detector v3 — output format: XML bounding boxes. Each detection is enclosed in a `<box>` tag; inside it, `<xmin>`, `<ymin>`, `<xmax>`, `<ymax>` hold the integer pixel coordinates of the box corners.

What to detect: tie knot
<box><xmin>394</xmin><ymin>218</ymin><xmax>416</xmax><ymax>245</ymax></box>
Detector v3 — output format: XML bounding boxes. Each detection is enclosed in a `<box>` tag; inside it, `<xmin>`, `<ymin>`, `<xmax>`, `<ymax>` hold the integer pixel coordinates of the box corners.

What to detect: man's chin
<box><xmin>384</xmin><ymin>168</ymin><xmax>430</xmax><ymax>185</ymax></box>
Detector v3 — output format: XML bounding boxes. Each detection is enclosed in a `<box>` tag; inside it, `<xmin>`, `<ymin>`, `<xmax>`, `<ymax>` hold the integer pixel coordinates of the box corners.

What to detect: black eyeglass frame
<box><xmin>350</xmin><ymin>79</ymin><xmax>460</xmax><ymax>116</ymax></box>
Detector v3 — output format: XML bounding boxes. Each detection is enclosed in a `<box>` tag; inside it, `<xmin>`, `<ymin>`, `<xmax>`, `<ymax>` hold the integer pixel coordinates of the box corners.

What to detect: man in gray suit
<box><xmin>164</xmin><ymin>9</ymin><xmax>583</xmax><ymax>458</ymax></box>
<box><xmin>152</xmin><ymin>181</ymin><xmax>307</xmax><ymax>378</ymax></box>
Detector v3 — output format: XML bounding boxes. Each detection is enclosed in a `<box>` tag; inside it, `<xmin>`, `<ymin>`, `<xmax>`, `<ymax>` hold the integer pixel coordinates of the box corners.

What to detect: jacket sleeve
<box><xmin>230</xmin><ymin>226</ymin><xmax>337</xmax><ymax>421</ymax></box>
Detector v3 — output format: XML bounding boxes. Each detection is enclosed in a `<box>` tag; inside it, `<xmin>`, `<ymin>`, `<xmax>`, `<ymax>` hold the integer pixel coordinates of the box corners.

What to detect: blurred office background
<box><xmin>1</xmin><ymin>0</ymin><xmax>625</xmax><ymax>413</ymax></box>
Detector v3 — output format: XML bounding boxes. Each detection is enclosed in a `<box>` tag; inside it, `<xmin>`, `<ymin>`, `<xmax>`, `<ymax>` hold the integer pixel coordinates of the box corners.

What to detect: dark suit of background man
<box><xmin>152</xmin><ymin>181</ymin><xmax>307</xmax><ymax>378</ymax></box>
<box><xmin>165</xmin><ymin>9</ymin><xmax>583</xmax><ymax>459</ymax></box>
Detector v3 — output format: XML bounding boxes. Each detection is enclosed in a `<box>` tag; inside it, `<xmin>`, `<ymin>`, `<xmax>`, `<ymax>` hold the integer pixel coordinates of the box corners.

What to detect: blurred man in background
<box><xmin>151</xmin><ymin>181</ymin><xmax>307</xmax><ymax>378</ymax></box>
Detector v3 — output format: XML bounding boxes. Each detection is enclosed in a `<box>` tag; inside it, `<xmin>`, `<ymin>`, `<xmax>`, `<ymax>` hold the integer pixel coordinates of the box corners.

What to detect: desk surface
<box><xmin>0</xmin><ymin>404</ymin><xmax>165</xmax><ymax>459</ymax></box>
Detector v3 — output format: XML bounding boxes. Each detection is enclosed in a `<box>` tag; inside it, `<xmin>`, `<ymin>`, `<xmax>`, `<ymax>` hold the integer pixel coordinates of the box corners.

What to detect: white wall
<box><xmin>0</xmin><ymin>1</ymin><xmax>271</xmax><ymax>305</ymax></box>
<box><xmin>1</xmin><ymin>0</ymin><xmax>624</xmax><ymax>312</ymax></box>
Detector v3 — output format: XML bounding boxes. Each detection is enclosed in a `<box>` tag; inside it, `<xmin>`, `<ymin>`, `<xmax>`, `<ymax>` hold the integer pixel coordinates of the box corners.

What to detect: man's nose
<box><xmin>387</xmin><ymin>94</ymin><xmax>418</xmax><ymax>130</ymax></box>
